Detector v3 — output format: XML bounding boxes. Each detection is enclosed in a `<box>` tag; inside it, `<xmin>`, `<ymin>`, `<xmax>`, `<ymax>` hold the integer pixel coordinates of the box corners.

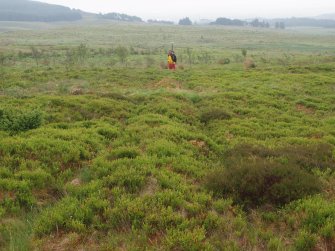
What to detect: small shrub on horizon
<box><xmin>242</xmin><ymin>48</ymin><xmax>248</xmax><ymax>57</ymax></box>
<box><xmin>244</xmin><ymin>58</ymin><xmax>256</xmax><ymax>69</ymax></box>
<box><xmin>218</xmin><ymin>58</ymin><xmax>230</xmax><ymax>65</ymax></box>
<box><xmin>115</xmin><ymin>46</ymin><xmax>129</xmax><ymax>65</ymax></box>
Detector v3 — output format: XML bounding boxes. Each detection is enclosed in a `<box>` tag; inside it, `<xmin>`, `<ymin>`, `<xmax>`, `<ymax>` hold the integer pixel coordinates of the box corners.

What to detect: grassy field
<box><xmin>0</xmin><ymin>21</ymin><xmax>335</xmax><ymax>250</ymax></box>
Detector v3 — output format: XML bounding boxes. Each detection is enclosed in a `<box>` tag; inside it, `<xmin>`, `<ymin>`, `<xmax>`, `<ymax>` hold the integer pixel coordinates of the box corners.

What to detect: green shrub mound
<box><xmin>106</xmin><ymin>147</ymin><xmax>141</xmax><ymax>160</ymax></box>
<box><xmin>206</xmin><ymin>160</ymin><xmax>322</xmax><ymax>208</ymax></box>
<box><xmin>0</xmin><ymin>109</ymin><xmax>42</xmax><ymax>133</ymax></box>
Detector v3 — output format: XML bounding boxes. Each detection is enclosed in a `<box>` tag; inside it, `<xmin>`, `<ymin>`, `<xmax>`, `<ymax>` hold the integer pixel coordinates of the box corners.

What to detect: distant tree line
<box><xmin>250</xmin><ymin>19</ymin><xmax>270</xmax><ymax>28</ymax></box>
<box><xmin>178</xmin><ymin>17</ymin><xmax>192</xmax><ymax>25</ymax></box>
<box><xmin>98</xmin><ymin>13</ymin><xmax>143</xmax><ymax>22</ymax></box>
<box><xmin>209</xmin><ymin>17</ymin><xmax>335</xmax><ymax>29</ymax></box>
<box><xmin>210</xmin><ymin>18</ymin><xmax>245</xmax><ymax>26</ymax></box>
<box><xmin>210</xmin><ymin>18</ymin><xmax>270</xmax><ymax>28</ymax></box>
<box><xmin>275</xmin><ymin>22</ymin><xmax>286</xmax><ymax>29</ymax></box>
<box><xmin>147</xmin><ymin>19</ymin><xmax>174</xmax><ymax>25</ymax></box>
<box><xmin>271</xmin><ymin>18</ymin><xmax>335</xmax><ymax>28</ymax></box>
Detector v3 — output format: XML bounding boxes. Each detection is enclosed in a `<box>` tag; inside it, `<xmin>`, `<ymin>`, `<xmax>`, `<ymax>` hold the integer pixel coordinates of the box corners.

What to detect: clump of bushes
<box><xmin>279</xmin><ymin>144</ymin><xmax>335</xmax><ymax>171</ymax></box>
<box><xmin>200</xmin><ymin>109</ymin><xmax>232</xmax><ymax>124</ymax></box>
<box><xmin>205</xmin><ymin>160</ymin><xmax>322</xmax><ymax>208</ymax></box>
<box><xmin>0</xmin><ymin>109</ymin><xmax>42</xmax><ymax>134</ymax></box>
<box><xmin>209</xmin><ymin>143</ymin><xmax>333</xmax><ymax>208</ymax></box>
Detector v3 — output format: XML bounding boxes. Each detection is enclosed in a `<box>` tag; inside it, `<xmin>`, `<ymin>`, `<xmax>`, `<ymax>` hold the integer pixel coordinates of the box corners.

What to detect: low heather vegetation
<box><xmin>0</xmin><ymin>22</ymin><xmax>334</xmax><ymax>250</ymax></box>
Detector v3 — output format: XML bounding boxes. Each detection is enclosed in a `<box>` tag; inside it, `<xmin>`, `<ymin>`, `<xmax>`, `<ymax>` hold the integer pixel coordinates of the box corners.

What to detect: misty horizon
<box><xmin>36</xmin><ymin>0</ymin><xmax>335</xmax><ymax>21</ymax></box>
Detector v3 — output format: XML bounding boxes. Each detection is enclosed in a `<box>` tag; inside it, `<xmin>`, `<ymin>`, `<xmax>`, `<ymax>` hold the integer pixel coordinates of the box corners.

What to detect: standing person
<box><xmin>167</xmin><ymin>50</ymin><xmax>177</xmax><ymax>70</ymax></box>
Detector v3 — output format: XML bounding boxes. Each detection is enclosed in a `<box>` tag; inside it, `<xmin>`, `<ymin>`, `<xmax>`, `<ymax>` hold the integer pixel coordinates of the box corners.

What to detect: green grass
<box><xmin>0</xmin><ymin>21</ymin><xmax>335</xmax><ymax>250</ymax></box>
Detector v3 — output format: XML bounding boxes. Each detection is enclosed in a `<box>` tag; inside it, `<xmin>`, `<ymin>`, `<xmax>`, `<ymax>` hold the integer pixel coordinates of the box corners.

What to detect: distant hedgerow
<box><xmin>0</xmin><ymin>109</ymin><xmax>42</xmax><ymax>133</ymax></box>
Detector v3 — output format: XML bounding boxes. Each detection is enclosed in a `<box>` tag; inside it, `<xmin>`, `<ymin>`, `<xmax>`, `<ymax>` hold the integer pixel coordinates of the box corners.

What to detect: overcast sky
<box><xmin>39</xmin><ymin>0</ymin><xmax>334</xmax><ymax>21</ymax></box>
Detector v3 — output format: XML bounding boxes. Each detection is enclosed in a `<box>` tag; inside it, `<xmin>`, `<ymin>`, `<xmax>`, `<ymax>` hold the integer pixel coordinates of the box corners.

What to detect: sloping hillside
<box><xmin>0</xmin><ymin>0</ymin><xmax>82</xmax><ymax>22</ymax></box>
<box><xmin>316</xmin><ymin>13</ymin><xmax>335</xmax><ymax>20</ymax></box>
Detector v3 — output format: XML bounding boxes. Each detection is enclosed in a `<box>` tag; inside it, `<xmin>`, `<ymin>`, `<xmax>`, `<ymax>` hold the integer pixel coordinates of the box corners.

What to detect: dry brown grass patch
<box><xmin>296</xmin><ymin>104</ymin><xmax>315</xmax><ymax>114</ymax></box>
<box><xmin>244</xmin><ymin>58</ymin><xmax>256</xmax><ymax>70</ymax></box>
<box><xmin>151</xmin><ymin>77</ymin><xmax>182</xmax><ymax>89</ymax></box>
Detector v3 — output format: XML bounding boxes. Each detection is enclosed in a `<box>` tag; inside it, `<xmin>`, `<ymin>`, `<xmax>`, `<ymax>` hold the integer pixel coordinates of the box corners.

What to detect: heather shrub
<box><xmin>294</xmin><ymin>230</ymin><xmax>317</xmax><ymax>251</ymax></box>
<box><xmin>34</xmin><ymin>196</ymin><xmax>108</xmax><ymax>236</ymax></box>
<box><xmin>97</xmin><ymin>127</ymin><xmax>119</xmax><ymax>140</ymax></box>
<box><xmin>0</xmin><ymin>109</ymin><xmax>42</xmax><ymax>133</ymax></box>
<box><xmin>289</xmin><ymin>196</ymin><xmax>335</xmax><ymax>238</ymax></box>
<box><xmin>279</xmin><ymin>143</ymin><xmax>335</xmax><ymax>171</ymax></box>
<box><xmin>225</xmin><ymin>143</ymin><xmax>335</xmax><ymax>171</ymax></box>
<box><xmin>205</xmin><ymin>160</ymin><xmax>322</xmax><ymax>208</ymax></box>
<box><xmin>147</xmin><ymin>139</ymin><xmax>180</xmax><ymax>158</ymax></box>
<box><xmin>106</xmin><ymin>147</ymin><xmax>141</xmax><ymax>160</ymax></box>
<box><xmin>200</xmin><ymin>109</ymin><xmax>232</xmax><ymax>124</ymax></box>
<box><xmin>103</xmin><ymin>168</ymin><xmax>146</xmax><ymax>193</ymax></box>
<box><xmin>164</xmin><ymin>227</ymin><xmax>209</xmax><ymax>251</ymax></box>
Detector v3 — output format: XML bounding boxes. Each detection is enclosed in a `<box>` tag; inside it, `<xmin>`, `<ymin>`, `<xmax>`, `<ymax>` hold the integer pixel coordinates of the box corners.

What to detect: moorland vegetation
<box><xmin>0</xmin><ymin>22</ymin><xmax>335</xmax><ymax>250</ymax></box>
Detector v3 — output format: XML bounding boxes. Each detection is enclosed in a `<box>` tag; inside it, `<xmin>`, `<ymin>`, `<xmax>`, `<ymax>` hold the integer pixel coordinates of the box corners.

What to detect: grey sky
<box><xmin>39</xmin><ymin>0</ymin><xmax>335</xmax><ymax>20</ymax></box>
